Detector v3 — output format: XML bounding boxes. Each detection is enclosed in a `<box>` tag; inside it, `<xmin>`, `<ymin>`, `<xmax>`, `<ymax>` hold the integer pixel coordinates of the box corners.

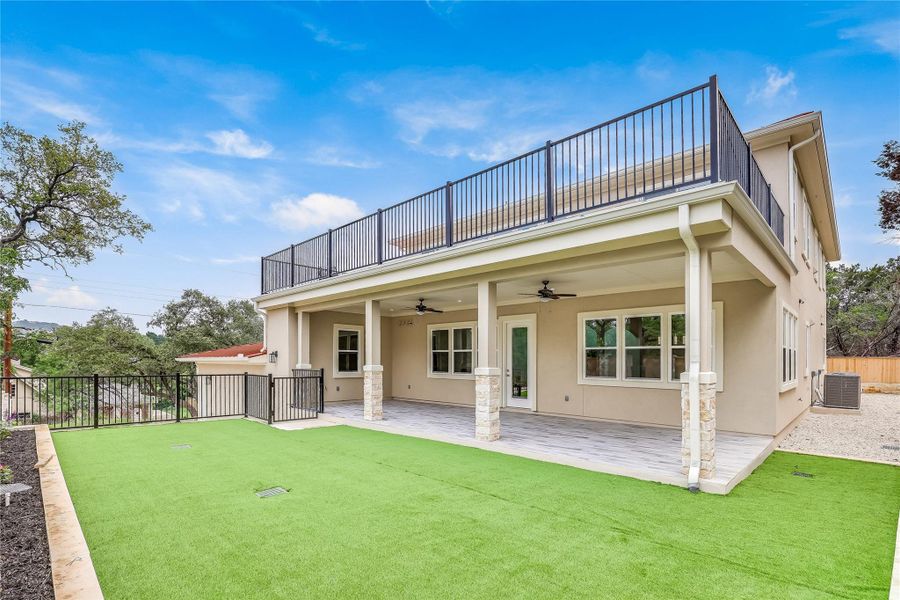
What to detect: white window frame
<box><xmin>333</xmin><ymin>324</ymin><xmax>363</xmax><ymax>378</ymax></box>
<box><xmin>781</xmin><ymin>305</ymin><xmax>798</xmax><ymax>391</ymax></box>
<box><xmin>426</xmin><ymin>321</ymin><xmax>476</xmax><ymax>380</ymax></box>
<box><xmin>577</xmin><ymin>303</ymin><xmax>723</xmax><ymax>391</ymax></box>
<box><xmin>582</xmin><ymin>315</ymin><xmax>618</xmax><ymax>380</ymax></box>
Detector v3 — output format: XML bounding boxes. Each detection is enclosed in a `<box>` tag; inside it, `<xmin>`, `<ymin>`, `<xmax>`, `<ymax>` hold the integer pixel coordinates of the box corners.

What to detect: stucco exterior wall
<box><xmin>308</xmin><ymin>310</ymin><xmax>393</xmax><ymax>403</ymax></box>
<box><xmin>194</xmin><ymin>363</ymin><xmax>266</xmax><ymax>376</ymax></box>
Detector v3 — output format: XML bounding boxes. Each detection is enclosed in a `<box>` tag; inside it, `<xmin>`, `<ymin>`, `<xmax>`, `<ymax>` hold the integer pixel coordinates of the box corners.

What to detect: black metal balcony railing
<box><xmin>260</xmin><ymin>76</ymin><xmax>785</xmax><ymax>295</ymax></box>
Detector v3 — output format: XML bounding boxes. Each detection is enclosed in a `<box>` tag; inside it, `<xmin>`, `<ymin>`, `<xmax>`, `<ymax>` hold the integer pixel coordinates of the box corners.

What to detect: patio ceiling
<box><xmin>327</xmin><ymin>250</ymin><xmax>753</xmax><ymax>316</ymax></box>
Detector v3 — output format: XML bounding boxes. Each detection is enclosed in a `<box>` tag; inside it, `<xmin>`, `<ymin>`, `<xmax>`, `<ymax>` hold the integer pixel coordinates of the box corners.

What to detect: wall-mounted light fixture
<box><xmin>268</xmin><ymin>350</ymin><xmax>278</xmax><ymax>364</ymax></box>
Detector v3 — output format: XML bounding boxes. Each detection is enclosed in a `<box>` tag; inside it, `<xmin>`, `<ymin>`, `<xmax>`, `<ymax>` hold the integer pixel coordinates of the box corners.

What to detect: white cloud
<box><xmin>747</xmin><ymin>66</ymin><xmax>797</xmax><ymax>106</ymax></box>
<box><xmin>206</xmin><ymin>129</ymin><xmax>273</xmax><ymax>158</ymax></box>
<box><xmin>839</xmin><ymin>20</ymin><xmax>900</xmax><ymax>58</ymax></box>
<box><xmin>302</xmin><ymin>22</ymin><xmax>365</xmax><ymax>51</ymax></box>
<box><xmin>210</xmin><ymin>255</ymin><xmax>258</xmax><ymax>265</ymax></box>
<box><xmin>32</xmin><ymin>279</ymin><xmax>99</xmax><ymax>308</ymax></box>
<box><xmin>348</xmin><ymin>66</ymin><xmax>610</xmax><ymax>163</ymax></box>
<box><xmin>635</xmin><ymin>52</ymin><xmax>673</xmax><ymax>82</ymax></box>
<box><xmin>306</xmin><ymin>146</ymin><xmax>380</xmax><ymax>169</ymax></box>
<box><xmin>149</xmin><ymin>161</ymin><xmax>276</xmax><ymax>221</ymax></box>
<box><xmin>270</xmin><ymin>193</ymin><xmax>364</xmax><ymax>231</ymax></box>
<box><xmin>3</xmin><ymin>80</ymin><xmax>101</xmax><ymax>124</ymax></box>
<box><xmin>143</xmin><ymin>52</ymin><xmax>279</xmax><ymax>120</ymax></box>
<box><xmin>392</xmin><ymin>99</ymin><xmax>491</xmax><ymax>146</ymax></box>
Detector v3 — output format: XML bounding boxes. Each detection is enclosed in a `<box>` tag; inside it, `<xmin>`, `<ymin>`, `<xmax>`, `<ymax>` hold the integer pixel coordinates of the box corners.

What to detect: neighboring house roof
<box><xmin>11</xmin><ymin>360</ymin><xmax>32</xmax><ymax>377</ymax></box>
<box><xmin>176</xmin><ymin>342</ymin><xmax>266</xmax><ymax>363</ymax></box>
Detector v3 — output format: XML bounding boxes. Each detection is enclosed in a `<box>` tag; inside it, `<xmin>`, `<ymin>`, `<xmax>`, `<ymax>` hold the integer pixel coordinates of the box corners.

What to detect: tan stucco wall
<box><xmin>755</xmin><ymin>142</ymin><xmax>829</xmax><ymax>433</ymax></box>
<box><xmin>194</xmin><ymin>363</ymin><xmax>266</xmax><ymax>376</ymax></box>
<box><xmin>306</xmin><ymin>310</ymin><xmax>393</xmax><ymax>403</ymax></box>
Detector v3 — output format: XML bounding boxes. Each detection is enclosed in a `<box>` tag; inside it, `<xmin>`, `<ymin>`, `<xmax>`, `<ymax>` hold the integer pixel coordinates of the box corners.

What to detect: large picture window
<box><xmin>428</xmin><ymin>322</ymin><xmax>475</xmax><ymax>377</ymax></box>
<box><xmin>333</xmin><ymin>325</ymin><xmax>363</xmax><ymax>376</ymax></box>
<box><xmin>578</xmin><ymin>303</ymin><xmax>723</xmax><ymax>390</ymax></box>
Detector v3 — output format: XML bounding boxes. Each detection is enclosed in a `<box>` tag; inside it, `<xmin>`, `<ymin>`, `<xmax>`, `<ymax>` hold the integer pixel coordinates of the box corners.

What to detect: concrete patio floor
<box><xmin>320</xmin><ymin>399</ymin><xmax>776</xmax><ymax>494</ymax></box>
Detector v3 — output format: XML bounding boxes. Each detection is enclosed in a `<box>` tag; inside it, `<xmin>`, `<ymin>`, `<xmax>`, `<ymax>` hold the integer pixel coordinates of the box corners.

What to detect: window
<box><xmin>578</xmin><ymin>304</ymin><xmax>723</xmax><ymax>390</ymax></box>
<box><xmin>333</xmin><ymin>325</ymin><xmax>362</xmax><ymax>376</ymax></box>
<box><xmin>584</xmin><ymin>318</ymin><xmax>617</xmax><ymax>378</ymax></box>
<box><xmin>670</xmin><ymin>314</ymin><xmax>686</xmax><ymax>381</ymax></box>
<box><xmin>803</xmin><ymin>194</ymin><xmax>812</xmax><ymax>261</ymax></box>
<box><xmin>428</xmin><ymin>323</ymin><xmax>475</xmax><ymax>377</ymax></box>
<box><xmin>624</xmin><ymin>315</ymin><xmax>661</xmax><ymax>380</ymax></box>
<box><xmin>782</xmin><ymin>307</ymin><xmax>798</xmax><ymax>387</ymax></box>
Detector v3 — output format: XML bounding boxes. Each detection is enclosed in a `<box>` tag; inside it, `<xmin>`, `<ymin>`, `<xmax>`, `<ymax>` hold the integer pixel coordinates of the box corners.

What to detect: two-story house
<box><xmin>238</xmin><ymin>76</ymin><xmax>837</xmax><ymax>493</ymax></box>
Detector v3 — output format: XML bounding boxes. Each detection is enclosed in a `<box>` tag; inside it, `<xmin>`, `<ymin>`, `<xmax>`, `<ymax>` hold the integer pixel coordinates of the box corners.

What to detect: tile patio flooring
<box><xmin>321</xmin><ymin>399</ymin><xmax>775</xmax><ymax>494</ymax></box>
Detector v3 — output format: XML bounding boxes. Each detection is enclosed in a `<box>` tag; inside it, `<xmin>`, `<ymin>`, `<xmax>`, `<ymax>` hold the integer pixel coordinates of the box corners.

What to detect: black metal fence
<box><xmin>260</xmin><ymin>75</ymin><xmax>786</xmax><ymax>295</ymax></box>
<box><xmin>1</xmin><ymin>371</ymin><xmax>324</xmax><ymax>430</ymax></box>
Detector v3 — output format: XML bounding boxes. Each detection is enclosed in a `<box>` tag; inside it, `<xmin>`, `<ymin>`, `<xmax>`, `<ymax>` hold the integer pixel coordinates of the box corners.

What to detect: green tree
<box><xmin>34</xmin><ymin>309</ymin><xmax>165</xmax><ymax>376</ymax></box>
<box><xmin>149</xmin><ymin>289</ymin><xmax>262</xmax><ymax>368</ymax></box>
<box><xmin>10</xmin><ymin>330</ymin><xmax>52</xmax><ymax>368</ymax></box>
<box><xmin>875</xmin><ymin>140</ymin><xmax>900</xmax><ymax>232</ymax></box>
<box><xmin>826</xmin><ymin>258</ymin><xmax>900</xmax><ymax>357</ymax></box>
<box><xmin>1</xmin><ymin>121</ymin><xmax>151</xmax><ymax>267</ymax></box>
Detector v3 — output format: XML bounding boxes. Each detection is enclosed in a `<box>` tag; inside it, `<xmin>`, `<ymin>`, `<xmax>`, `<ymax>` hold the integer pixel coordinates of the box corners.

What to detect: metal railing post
<box><xmin>243</xmin><ymin>371</ymin><xmax>248</xmax><ymax>418</ymax></box>
<box><xmin>318</xmin><ymin>368</ymin><xmax>325</xmax><ymax>414</ymax></box>
<box><xmin>544</xmin><ymin>140</ymin><xmax>554</xmax><ymax>221</ymax></box>
<box><xmin>376</xmin><ymin>209</ymin><xmax>384</xmax><ymax>264</ymax></box>
<box><xmin>326</xmin><ymin>229</ymin><xmax>333</xmax><ymax>277</ymax></box>
<box><xmin>260</xmin><ymin>256</ymin><xmax>265</xmax><ymax>295</ymax></box>
<box><xmin>708</xmin><ymin>75</ymin><xmax>720</xmax><ymax>183</ymax></box>
<box><xmin>175</xmin><ymin>373</ymin><xmax>182</xmax><ymax>422</ymax></box>
<box><xmin>92</xmin><ymin>373</ymin><xmax>99</xmax><ymax>429</ymax></box>
<box><xmin>267</xmin><ymin>373</ymin><xmax>274</xmax><ymax>425</ymax></box>
<box><xmin>746</xmin><ymin>145</ymin><xmax>752</xmax><ymax>199</ymax></box>
<box><xmin>445</xmin><ymin>181</ymin><xmax>453</xmax><ymax>247</ymax></box>
<box><xmin>290</xmin><ymin>244</ymin><xmax>296</xmax><ymax>288</ymax></box>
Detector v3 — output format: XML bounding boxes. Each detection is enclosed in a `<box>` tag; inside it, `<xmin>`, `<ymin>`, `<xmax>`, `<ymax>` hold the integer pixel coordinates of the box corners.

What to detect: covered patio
<box><xmin>321</xmin><ymin>399</ymin><xmax>775</xmax><ymax>494</ymax></box>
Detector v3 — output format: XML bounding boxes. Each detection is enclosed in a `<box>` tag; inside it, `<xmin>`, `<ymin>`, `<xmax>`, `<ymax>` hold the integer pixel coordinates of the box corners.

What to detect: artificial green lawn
<box><xmin>53</xmin><ymin>419</ymin><xmax>899</xmax><ymax>599</ymax></box>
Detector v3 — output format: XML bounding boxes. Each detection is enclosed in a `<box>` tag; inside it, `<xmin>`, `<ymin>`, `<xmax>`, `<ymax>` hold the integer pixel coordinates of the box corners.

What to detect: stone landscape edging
<box><xmin>34</xmin><ymin>424</ymin><xmax>104</xmax><ymax>600</ymax></box>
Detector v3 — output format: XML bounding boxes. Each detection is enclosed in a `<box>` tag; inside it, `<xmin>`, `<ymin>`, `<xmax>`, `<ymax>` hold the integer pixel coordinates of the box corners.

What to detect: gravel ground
<box><xmin>0</xmin><ymin>429</ymin><xmax>55</xmax><ymax>599</ymax></box>
<box><xmin>779</xmin><ymin>393</ymin><xmax>900</xmax><ymax>463</ymax></box>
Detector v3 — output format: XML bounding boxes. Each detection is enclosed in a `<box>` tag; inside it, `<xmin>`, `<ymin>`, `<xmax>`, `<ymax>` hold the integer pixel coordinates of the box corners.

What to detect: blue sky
<box><xmin>3</xmin><ymin>1</ymin><xmax>898</xmax><ymax>331</ymax></box>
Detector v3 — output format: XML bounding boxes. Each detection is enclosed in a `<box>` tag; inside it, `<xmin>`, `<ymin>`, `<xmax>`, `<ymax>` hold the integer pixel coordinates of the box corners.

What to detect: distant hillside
<box><xmin>13</xmin><ymin>320</ymin><xmax>61</xmax><ymax>332</ymax></box>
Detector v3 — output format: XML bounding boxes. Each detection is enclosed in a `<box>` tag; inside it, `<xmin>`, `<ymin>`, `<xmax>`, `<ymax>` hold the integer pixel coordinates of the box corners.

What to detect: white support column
<box><xmin>295</xmin><ymin>310</ymin><xmax>311</xmax><ymax>369</ymax></box>
<box><xmin>680</xmin><ymin>246</ymin><xmax>716</xmax><ymax>480</ymax></box>
<box><xmin>475</xmin><ymin>280</ymin><xmax>500</xmax><ymax>441</ymax></box>
<box><xmin>363</xmin><ymin>299</ymin><xmax>383</xmax><ymax>421</ymax></box>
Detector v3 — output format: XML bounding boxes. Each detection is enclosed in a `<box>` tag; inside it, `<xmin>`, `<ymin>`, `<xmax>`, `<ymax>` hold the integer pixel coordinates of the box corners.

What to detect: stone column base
<box><xmin>363</xmin><ymin>365</ymin><xmax>383</xmax><ymax>421</ymax></box>
<box><xmin>474</xmin><ymin>367</ymin><xmax>501</xmax><ymax>441</ymax></box>
<box><xmin>680</xmin><ymin>372</ymin><xmax>717</xmax><ymax>479</ymax></box>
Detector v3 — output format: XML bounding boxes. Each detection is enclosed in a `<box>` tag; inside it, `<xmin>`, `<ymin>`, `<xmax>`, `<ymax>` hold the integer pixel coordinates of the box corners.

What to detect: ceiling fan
<box><xmin>406</xmin><ymin>298</ymin><xmax>444</xmax><ymax>315</ymax></box>
<box><xmin>519</xmin><ymin>280</ymin><xmax>577</xmax><ymax>303</ymax></box>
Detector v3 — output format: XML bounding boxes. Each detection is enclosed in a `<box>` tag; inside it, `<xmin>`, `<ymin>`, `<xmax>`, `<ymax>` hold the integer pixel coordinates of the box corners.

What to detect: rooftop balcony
<box><xmin>260</xmin><ymin>76</ymin><xmax>784</xmax><ymax>295</ymax></box>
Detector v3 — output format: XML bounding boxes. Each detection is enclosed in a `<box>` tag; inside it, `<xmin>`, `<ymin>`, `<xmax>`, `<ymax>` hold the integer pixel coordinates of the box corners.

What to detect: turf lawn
<box><xmin>53</xmin><ymin>419</ymin><xmax>899</xmax><ymax>599</ymax></box>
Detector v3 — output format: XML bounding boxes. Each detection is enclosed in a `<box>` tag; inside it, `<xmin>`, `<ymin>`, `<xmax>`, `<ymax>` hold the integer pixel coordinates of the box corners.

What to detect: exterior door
<box><xmin>502</xmin><ymin>317</ymin><xmax>535</xmax><ymax>409</ymax></box>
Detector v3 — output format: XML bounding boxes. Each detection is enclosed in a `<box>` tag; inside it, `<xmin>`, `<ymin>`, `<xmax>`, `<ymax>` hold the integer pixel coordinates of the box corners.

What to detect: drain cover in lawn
<box><xmin>255</xmin><ymin>487</ymin><xmax>288</xmax><ymax>498</ymax></box>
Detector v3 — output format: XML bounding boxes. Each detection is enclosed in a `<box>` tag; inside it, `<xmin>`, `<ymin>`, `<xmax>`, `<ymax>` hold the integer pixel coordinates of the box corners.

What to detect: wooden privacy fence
<box><xmin>827</xmin><ymin>357</ymin><xmax>900</xmax><ymax>383</ymax></box>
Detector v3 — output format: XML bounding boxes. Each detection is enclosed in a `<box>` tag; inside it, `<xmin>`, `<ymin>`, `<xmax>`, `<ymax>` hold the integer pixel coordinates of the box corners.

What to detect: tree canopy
<box><xmin>1</xmin><ymin>121</ymin><xmax>151</xmax><ymax>269</ymax></box>
<box><xmin>20</xmin><ymin>290</ymin><xmax>262</xmax><ymax>376</ymax></box>
<box><xmin>826</xmin><ymin>258</ymin><xmax>900</xmax><ymax>357</ymax></box>
<box><xmin>875</xmin><ymin>140</ymin><xmax>899</xmax><ymax>233</ymax></box>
